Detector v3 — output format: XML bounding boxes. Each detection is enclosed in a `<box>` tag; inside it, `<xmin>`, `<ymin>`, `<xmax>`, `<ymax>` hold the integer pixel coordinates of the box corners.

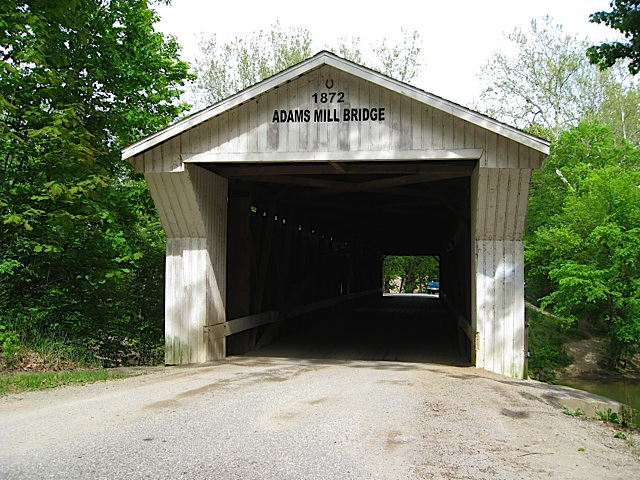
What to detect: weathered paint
<box><xmin>123</xmin><ymin>52</ymin><xmax>548</xmax><ymax>377</ymax></box>
<box><xmin>471</xmin><ymin>239</ymin><xmax>527</xmax><ymax>378</ymax></box>
<box><xmin>123</xmin><ymin>53</ymin><xmax>548</xmax><ymax>161</ymax></box>
<box><xmin>149</xmin><ymin>67</ymin><xmax>544</xmax><ymax>169</ymax></box>
<box><xmin>147</xmin><ymin>166</ymin><xmax>227</xmax><ymax>364</ymax></box>
<box><xmin>471</xmin><ymin>163</ymin><xmax>530</xmax><ymax>377</ymax></box>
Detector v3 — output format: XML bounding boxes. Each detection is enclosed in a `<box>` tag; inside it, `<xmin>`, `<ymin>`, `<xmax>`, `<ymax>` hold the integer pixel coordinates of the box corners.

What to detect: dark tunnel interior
<box><xmin>203</xmin><ymin>160</ymin><xmax>475</xmax><ymax>364</ymax></box>
<box><xmin>245</xmin><ymin>295</ymin><xmax>471</xmax><ymax>366</ymax></box>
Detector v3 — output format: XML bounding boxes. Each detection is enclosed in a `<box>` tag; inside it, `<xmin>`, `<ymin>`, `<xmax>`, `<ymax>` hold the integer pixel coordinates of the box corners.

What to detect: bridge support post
<box><xmin>471</xmin><ymin>166</ymin><xmax>531</xmax><ymax>378</ymax></box>
<box><xmin>145</xmin><ymin>164</ymin><xmax>228</xmax><ymax>364</ymax></box>
<box><xmin>472</xmin><ymin>239</ymin><xmax>526</xmax><ymax>378</ymax></box>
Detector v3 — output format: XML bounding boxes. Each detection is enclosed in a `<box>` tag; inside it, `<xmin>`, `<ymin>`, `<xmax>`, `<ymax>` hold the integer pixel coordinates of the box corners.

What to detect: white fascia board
<box><xmin>181</xmin><ymin>149</ymin><xmax>484</xmax><ymax>163</ymax></box>
<box><xmin>122</xmin><ymin>51</ymin><xmax>550</xmax><ymax>160</ymax></box>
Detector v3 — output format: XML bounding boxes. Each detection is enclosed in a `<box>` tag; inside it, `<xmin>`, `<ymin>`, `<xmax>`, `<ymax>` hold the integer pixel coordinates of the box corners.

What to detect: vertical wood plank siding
<box><xmin>130</xmin><ymin>63</ymin><xmax>545</xmax><ymax>377</ymax></box>
<box><xmin>474</xmin><ymin>240</ymin><xmax>526</xmax><ymax>377</ymax></box>
<box><xmin>471</xmin><ymin>166</ymin><xmax>531</xmax><ymax>377</ymax></box>
<box><xmin>170</xmin><ymin>65</ymin><xmax>543</xmax><ymax>166</ymax></box>
<box><xmin>145</xmin><ymin>166</ymin><xmax>228</xmax><ymax>365</ymax></box>
<box><xmin>474</xmin><ymin>168</ymin><xmax>532</xmax><ymax>241</ymax></box>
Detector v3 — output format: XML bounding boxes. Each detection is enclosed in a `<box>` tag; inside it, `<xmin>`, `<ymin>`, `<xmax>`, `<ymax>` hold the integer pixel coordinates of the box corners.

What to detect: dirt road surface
<box><xmin>1</xmin><ymin>357</ymin><xmax>638</xmax><ymax>480</ymax></box>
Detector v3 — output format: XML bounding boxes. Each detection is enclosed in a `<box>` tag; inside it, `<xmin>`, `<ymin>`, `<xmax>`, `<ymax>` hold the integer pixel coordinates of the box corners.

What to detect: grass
<box><xmin>0</xmin><ymin>368</ymin><xmax>143</xmax><ymax>396</ymax></box>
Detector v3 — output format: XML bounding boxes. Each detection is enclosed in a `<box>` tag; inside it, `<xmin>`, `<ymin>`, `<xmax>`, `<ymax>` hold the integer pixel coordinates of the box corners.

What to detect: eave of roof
<box><xmin>121</xmin><ymin>51</ymin><xmax>550</xmax><ymax>161</ymax></box>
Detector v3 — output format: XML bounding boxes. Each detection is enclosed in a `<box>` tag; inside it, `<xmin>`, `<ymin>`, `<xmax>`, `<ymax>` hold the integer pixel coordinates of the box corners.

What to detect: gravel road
<box><xmin>1</xmin><ymin>356</ymin><xmax>638</xmax><ymax>480</ymax></box>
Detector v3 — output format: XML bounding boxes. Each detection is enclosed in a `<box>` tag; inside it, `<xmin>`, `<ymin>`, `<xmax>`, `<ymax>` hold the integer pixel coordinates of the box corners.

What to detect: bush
<box><xmin>0</xmin><ymin>325</ymin><xmax>21</xmax><ymax>367</ymax></box>
<box><xmin>527</xmin><ymin>308</ymin><xmax>573</xmax><ymax>382</ymax></box>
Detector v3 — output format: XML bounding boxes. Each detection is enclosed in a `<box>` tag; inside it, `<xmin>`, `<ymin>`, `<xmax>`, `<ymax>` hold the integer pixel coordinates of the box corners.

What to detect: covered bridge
<box><xmin>122</xmin><ymin>51</ymin><xmax>549</xmax><ymax>378</ymax></box>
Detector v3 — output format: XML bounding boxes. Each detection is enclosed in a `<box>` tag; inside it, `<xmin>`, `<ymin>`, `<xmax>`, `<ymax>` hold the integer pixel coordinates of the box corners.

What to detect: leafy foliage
<box><xmin>0</xmin><ymin>325</ymin><xmax>21</xmax><ymax>367</ymax></box>
<box><xmin>526</xmin><ymin>308</ymin><xmax>573</xmax><ymax>382</ymax></box>
<box><xmin>0</xmin><ymin>0</ymin><xmax>191</xmax><ymax>365</ymax></box>
<box><xmin>383</xmin><ymin>256</ymin><xmax>439</xmax><ymax>293</ymax></box>
<box><xmin>330</xmin><ymin>29</ymin><xmax>423</xmax><ymax>83</ymax></box>
<box><xmin>477</xmin><ymin>16</ymin><xmax>640</xmax><ymax>146</ymax></box>
<box><xmin>369</xmin><ymin>28</ymin><xmax>422</xmax><ymax>83</ymax></box>
<box><xmin>0</xmin><ymin>368</ymin><xmax>142</xmax><ymax>396</ymax></box>
<box><xmin>479</xmin><ymin>19</ymin><xmax>640</xmax><ymax>374</ymax></box>
<box><xmin>588</xmin><ymin>0</ymin><xmax>640</xmax><ymax>75</ymax></box>
<box><xmin>562</xmin><ymin>407</ymin><xmax>585</xmax><ymax>417</ymax></box>
<box><xmin>596</xmin><ymin>68</ymin><xmax>640</xmax><ymax>145</ymax></box>
<box><xmin>526</xmin><ymin>122</ymin><xmax>640</xmax><ymax>368</ymax></box>
<box><xmin>478</xmin><ymin>17</ymin><xmax>605</xmax><ymax>139</ymax></box>
<box><xmin>189</xmin><ymin>24</ymin><xmax>424</xmax><ymax>110</ymax></box>
<box><xmin>595</xmin><ymin>406</ymin><xmax>636</xmax><ymax>429</ymax></box>
<box><xmin>188</xmin><ymin>23</ymin><xmax>313</xmax><ymax>108</ymax></box>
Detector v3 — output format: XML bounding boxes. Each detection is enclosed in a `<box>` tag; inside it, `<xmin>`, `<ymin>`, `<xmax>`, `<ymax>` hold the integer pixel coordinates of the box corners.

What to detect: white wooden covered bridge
<box><xmin>122</xmin><ymin>51</ymin><xmax>549</xmax><ymax>379</ymax></box>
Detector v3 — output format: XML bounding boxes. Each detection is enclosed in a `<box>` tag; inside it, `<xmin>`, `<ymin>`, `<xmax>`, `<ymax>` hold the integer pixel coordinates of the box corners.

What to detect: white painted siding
<box><xmin>471</xmin><ymin>164</ymin><xmax>530</xmax><ymax>378</ymax></box>
<box><xmin>122</xmin><ymin>52</ymin><xmax>549</xmax><ymax>162</ymax></box>
<box><xmin>473</xmin><ymin>168</ymin><xmax>532</xmax><ymax>241</ymax></box>
<box><xmin>146</xmin><ymin>166</ymin><xmax>228</xmax><ymax>364</ymax></box>
<box><xmin>165</xmin><ymin>238</ymin><xmax>208</xmax><ymax>364</ymax></box>
<box><xmin>129</xmin><ymin>65</ymin><xmax>543</xmax><ymax>169</ymax></box>
<box><xmin>127</xmin><ymin>61</ymin><xmax>545</xmax><ymax>377</ymax></box>
<box><xmin>474</xmin><ymin>240</ymin><xmax>526</xmax><ymax>378</ymax></box>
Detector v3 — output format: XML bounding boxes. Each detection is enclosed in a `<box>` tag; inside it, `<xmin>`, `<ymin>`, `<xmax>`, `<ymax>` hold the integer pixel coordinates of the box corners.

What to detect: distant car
<box><xmin>427</xmin><ymin>278</ymin><xmax>439</xmax><ymax>295</ymax></box>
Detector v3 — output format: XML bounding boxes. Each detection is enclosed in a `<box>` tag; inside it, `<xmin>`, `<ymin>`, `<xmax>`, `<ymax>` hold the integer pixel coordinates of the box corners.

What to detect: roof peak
<box><xmin>122</xmin><ymin>51</ymin><xmax>549</xmax><ymax>160</ymax></box>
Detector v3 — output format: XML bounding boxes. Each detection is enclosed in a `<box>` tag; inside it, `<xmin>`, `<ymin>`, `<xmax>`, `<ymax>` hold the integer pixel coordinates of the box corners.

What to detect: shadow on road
<box><xmin>243</xmin><ymin>294</ymin><xmax>470</xmax><ymax>367</ymax></box>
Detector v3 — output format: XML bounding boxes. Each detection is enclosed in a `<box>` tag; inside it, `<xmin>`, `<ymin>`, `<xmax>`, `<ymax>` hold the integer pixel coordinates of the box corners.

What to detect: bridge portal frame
<box><xmin>122</xmin><ymin>51</ymin><xmax>549</xmax><ymax>378</ymax></box>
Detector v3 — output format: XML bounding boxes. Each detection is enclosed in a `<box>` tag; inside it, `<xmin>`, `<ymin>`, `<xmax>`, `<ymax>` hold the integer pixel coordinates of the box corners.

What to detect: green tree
<box><xmin>370</xmin><ymin>28</ymin><xmax>422</xmax><ymax>83</ymax></box>
<box><xmin>477</xmin><ymin>17</ymin><xmax>606</xmax><ymax>139</ymax></box>
<box><xmin>525</xmin><ymin>122</ymin><xmax>640</xmax><ymax>368</ymax></box>
<box><xmin>189</xmin><ymin>26</ymin><xmax>424</xmax><ymax>110</ymax></box>
<box><xmin>0</xmin><ymin>0</ymin><xmax>191</xmax><ymax>364</ymax></box>
<box><xmin>333</xmin><ymin>36</ymin><xmax>364</xmax><ymax>64</ymax></box>
<box><xmin>597</xmin><ymin>68</ymin><xmax>640</xmax><ymax>145</ymax></box>
<box><xmin>329</xmin><ymin>29</ymin><xmax>423</xmax><ymax>83</ymax></box>
<box><xmin>383</xmin><ymin>256</ymin><xmax>438</xmax><ymax>293</ymax></box>
<box><xmin>588</xmin><ymin>0</ymin><xmax>640</xmax><ymax>75</ymax></box>
<box><xmin>188</xmin><ymin>23</ymin><xmax>313</xmax><ymax>108</ymax></box>
<box><xmin>478</xmin><ymin>16</ymin><xmax>640</xmax><ymax>146</ymax></box>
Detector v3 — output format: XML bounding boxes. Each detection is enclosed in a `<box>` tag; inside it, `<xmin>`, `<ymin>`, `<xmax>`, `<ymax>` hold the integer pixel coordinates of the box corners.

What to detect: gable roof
<box><xmin>121</xmin><ymin>51</ymin><xmax>550</xmax><ymax>160</ymax></box>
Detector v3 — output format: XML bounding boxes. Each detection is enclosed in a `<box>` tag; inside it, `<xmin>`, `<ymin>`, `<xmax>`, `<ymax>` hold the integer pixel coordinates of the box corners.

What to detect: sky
<box><xmin>154</xmin><ymin>0</ymin><xmax>621</xmax><ymax>107</ymax></box>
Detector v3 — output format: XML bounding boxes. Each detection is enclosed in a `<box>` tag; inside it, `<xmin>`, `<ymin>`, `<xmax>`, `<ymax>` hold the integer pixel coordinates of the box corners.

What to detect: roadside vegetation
<box><xmin>526</xmin><ymin>308</ymin><xmax>575</xmax><ymax>382</ymax></box>
<box><xmin>0</xmin><ymin>2</ymin><xmax>424</xmax><ymax>376</ymax></box>
<box><xmin>0</xmin><ymin>0</ymin><xmax>189</xmax><ymax>374</ymax></box>
<box><xmin>525</xmin><ymin>121</ymin><xmax>640</xmax><ymax>379</ymax></box>
<box><xmin>477</xmin><ymin>10</ymin><xmax>640</xmax><ymax>382</ymax></box>
<box><xmin>1</xmin><ymin>1</ymin><xmax>639</xmax><ymax>386</ymax></box>
<box><xmin>0</xmin><ymin>368</ymin><xmax>143</xmax><ymax>396</ymax></box>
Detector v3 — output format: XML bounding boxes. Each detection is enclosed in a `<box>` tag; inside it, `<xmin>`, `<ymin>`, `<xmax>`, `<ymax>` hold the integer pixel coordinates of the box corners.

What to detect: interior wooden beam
<box><xmin>209</xmin><ymin>160</ymin><xmax>477</xmax><ymax>178</ymax></box>
<box><xmin>328</xmin><ymin>161</ymin><xmax>347</xmax><ymax>173</ymax></box>
<box><xmin>225</xmin><ymin>289</ymin><xmax>381</xmax><ymax>336</ymax></box>
<box><xmin>239</xmin><ymin>175</ymin><xmax>359</xmax><ymax>191</ymax></box>
<box><xmin>292</xmin><ymin>183</ymin><xmax>447</xmax><ymax>200</ymax></box>
<box><xmin>357</xmin><ymin>173</ymin><xmax>448</xmax><ymax>190</ymax></box>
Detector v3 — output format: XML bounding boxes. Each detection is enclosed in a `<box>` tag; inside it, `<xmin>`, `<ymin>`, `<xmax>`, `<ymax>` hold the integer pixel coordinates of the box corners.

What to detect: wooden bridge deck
<box><xmin>243</xmin><ymin>294</ymin><xmax>469</xmax><ymax>366</ymax></box>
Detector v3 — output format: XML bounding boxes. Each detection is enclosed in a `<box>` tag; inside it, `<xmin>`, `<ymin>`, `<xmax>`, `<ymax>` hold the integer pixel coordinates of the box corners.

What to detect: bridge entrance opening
<box><xmin>122</xmin><ymin>52</ymin><xmax>549</xmax><ymax>377</ymax></box>
<box><xmin>216</xmin><ymin>160</ymin><xmax>474</xmax><ymax>365</ymax></box>
<box><xmin>383</xmin><ymin>255</ymin><xmax>440</xmax><ymax>295</ymax></box>
<box><xmin>244</xmin><ymin>294</ymin><xmax>469</xmax><ymax>366</ymax></box>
